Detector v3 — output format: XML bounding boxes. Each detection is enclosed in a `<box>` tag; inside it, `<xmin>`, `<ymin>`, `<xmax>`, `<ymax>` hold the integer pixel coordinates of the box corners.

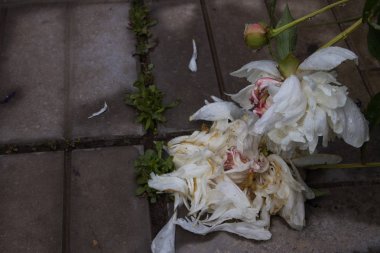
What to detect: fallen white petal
<box><xmin>88</xmin><ymin>102</ymin><xmax>108</xmax><ymax>119</ymax></box>
<box><xmin>299</xmin><ymin>47</ymin><xmax>357</xmax><ymax>71</ymax></box>
<box><xmin>176</xmin><ymin>218</ymin><xmax>272</xmax><ymax>240</ymax></box>
<box><xmin>188</xmin><ymin>39</ymin><xmax>197</xmax><ymax>72</ymax></box>
<box><xmin>151</xmin><ymin>212</ymin><xmax>177</xmax><ymax>253</ymax></box>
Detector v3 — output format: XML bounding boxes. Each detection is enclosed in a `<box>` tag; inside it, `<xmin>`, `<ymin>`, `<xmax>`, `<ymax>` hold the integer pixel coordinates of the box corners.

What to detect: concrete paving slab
<box><xmin>0</xmin><ymin>5</ymin><xmax>65</xmax><ymax>144</ymax></box>
<box><xmin>366</xmin><ymin>69</ymin><xmax>380</xmax><ymax>94</ymax></box>
<box><xmin>331</xmin><ymin>0</ymin><xmax>380</xmax><ymax>70</ymax></box>
<box><xmin>69</xmin><ymin>3</ymin><xmax>143</xmax><ymax>138</ymax></box>
<box><xmin>0</xmin><ymin>152</ymin><xmax>64</xmax><ymax>253</ymax></box>
<box><xmin>176</xmin><ymin>185</ymin><xmax>380</xmax><ymax>253</ymax></box>
<box><xmin>70</xmin><ymin>146</ymin><xmax>151</xmax><ymax>253</ymax></box>
<box><xmin>307</xmin><ymin>139</ymin><xmax>380</xmax><ymax>186</ymax></box>
<box><xmin>148</xmin><ymin>0</ymin><xmax>220</xmax><ymax>133</ymax></box>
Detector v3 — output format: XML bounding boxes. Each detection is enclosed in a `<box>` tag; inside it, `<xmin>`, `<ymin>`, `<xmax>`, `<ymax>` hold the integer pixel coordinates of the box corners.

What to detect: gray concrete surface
<box><xmin>0</xmin><ymin>0</ymin><xmax>379</xmax><ymax>252</ymax></box>
<box><xmin>0</xmin><ymin>152</ymin><xmax>64</xmax><ymax>253</ymax></box>
<box><xmin>70</xmin><ymin>146</ymin><xmax>151</xmax><ymax>253</ymax></box>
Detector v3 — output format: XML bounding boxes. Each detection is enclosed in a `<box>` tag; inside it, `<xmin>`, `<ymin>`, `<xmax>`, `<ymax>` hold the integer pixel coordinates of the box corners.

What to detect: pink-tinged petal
<box><xmin>299</xmin><ymin>47</ymin><xmax>357</xmax><ymax>71</ymax></box>
<box><xmin>254</xmin><ymin>76</ymin><xmax>306</xmax><ymax>135</ymax></box>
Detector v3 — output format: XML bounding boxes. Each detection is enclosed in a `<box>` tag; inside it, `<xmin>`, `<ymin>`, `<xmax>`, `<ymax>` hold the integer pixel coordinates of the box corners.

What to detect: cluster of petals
<box><xmin>229</xmin><ymin>47</ymin><xmax>369</xmax><ymax>154</ymax></box>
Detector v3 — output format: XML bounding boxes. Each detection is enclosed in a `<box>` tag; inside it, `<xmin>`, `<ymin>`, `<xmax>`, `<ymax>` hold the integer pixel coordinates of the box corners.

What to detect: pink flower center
<box><xmin>249</xmin><ymin>77</ymin><xmax>281</xmax><ymax>117</ymax></box>
<box><xmin>223</xmin><ymin>147</ymin><xmax>249</xmax><ymax>171</ymax></box>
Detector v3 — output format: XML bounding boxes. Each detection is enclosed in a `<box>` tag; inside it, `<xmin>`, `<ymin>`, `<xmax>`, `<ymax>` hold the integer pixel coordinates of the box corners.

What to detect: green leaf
<box><xmin>365</xmin><ymin>92</ymin><xmax>380</xmax><ymax>128</ymax></box>
<box><xmin>363</xmin><ymin>0</ymin><xmax>380</xmax><ymax>22</ymax></box>
<box><xmin>135</xmin><ymin>186</ymin><xmax>146</xmax><ymax>196</ymax></box>
<box><xmin>367</xmin><ymin>15</ymin><xmax>380</xmax><ymax>60</ymax></box>
<box><xmin>136</xmin><ymin>176</ymin><xmax>147</xmax><ymax>185</ymax></box>
<box><xmin>266</xmin><ymin>0</ymin><xmax>277</xmax><ymax>26</ymax></box>
<box><xmin>311</xmin><ymin>188</ymin><xmax>330</xmax><ymax>198</ymax></box>
<box><xmin>275</xmin><ymin>4</ymin><xmax>297</xmax><ymax>61</ymax></box>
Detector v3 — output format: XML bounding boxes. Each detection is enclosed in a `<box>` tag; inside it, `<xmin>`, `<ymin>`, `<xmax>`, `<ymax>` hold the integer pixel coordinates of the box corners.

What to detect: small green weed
<box><xmin>129</xmin><ymin>0</ymin><xmax>158</xmax><ymax>57</ymax></box>
<box><xmin>134</xmin><ymin>141</ymin><xmax>176</xmax><ymax>203</ymax></box>
<box><xmin>125</xmin><ymin>65</ymin><xmax>179</xmax><ymax>133</ymax></box>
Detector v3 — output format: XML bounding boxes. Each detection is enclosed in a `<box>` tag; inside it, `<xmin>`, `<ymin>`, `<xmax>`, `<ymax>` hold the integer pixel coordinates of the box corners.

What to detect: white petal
<box><xmin>299</xmin><ymin>46</ymin><xmax>358</xmax><ymax>71</ymax></box>
<box><xmin>253</xmin><ymin>75</ymin><xmax>306</xmax><ymax>134</ymax></box>
<box><xmin>189</xmin><ymin>101</ymin><xmax>243</xmax><ymax>121</ymax></box>
<box><xmin>176</xmin><ymin>218</ymin><xmax>272</xmax><ymax>240</ymax></box>
<box><xmin>88</xmin><ymin>102</ymin><xmax>108</xmax><ymax>119</ymax></box>
<box><xmin>230</xmin><ymin>60</ymin><xmax>281</xmax><ymax>80</ymax></box>
<box><xmin>216</xmin><ymin>180</ymin><xmax>251</xmax><ymax>209</ymax></box>
<box><xmin>151</xmin><ymin>212</ymin><xmax>177</xmax><ymax>253</ymax></box>
<box><xmin>148</xmin><ymin>173</ymin><xmax>188</xmax><ymax>194</ymax></box>
<box><xmin>341</xmin><ymin>98</ymin><xmax>369</xmax><ymax>147</ymax></box>
<box><xmin>228</xmin><ymin>84</ymin><xmax>255</xmax><ymax>110</ymax></box>
<box><xmin>278</xmin><ymin>191</ymin><xmax>305</xmax><ymax>230</ymax></box>
<box><xmin>188</xmin><ymin>39</ymin><xmax>197</xmax><ymax>72</ymax></box>
<box><xmin>171</xmin><ymin>164</ymin><xmax>210</xmax><ymax>179</ymax></box>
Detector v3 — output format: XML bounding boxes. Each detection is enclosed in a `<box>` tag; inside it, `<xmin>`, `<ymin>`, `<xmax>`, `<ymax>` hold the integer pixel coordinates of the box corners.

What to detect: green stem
<box><xmin>309</xmin><ymin>162</ymin><xmax>380</xmax><ymax>170</ymax></box>
<box><xmin>269</xmin><ymin>0</ymin><xmax>350</xmax><ymax>38</ymax></box>
<box><xmin>321</xmin><ymin>18</ymin><xmax>363</xmax><ymax>48</ymax></box>
<box><xmin>302</xmin><ymin>16</ymin><xmax>361</xmax><ymax>27</ymax></box>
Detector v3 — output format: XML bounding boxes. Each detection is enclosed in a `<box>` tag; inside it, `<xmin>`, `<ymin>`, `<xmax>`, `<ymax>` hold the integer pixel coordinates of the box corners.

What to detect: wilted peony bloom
<box><xmin>149</xmin><ymin>115</ymin><xmax>314</xmax><ymax>253</ymax></box>
<box><xmin>229</xmin><ymin>47</ymin><xmax>369</xmax><ymax>154</ymax></box>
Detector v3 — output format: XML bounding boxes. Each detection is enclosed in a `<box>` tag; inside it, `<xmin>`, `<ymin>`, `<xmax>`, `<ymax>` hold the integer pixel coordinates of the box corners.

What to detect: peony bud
<box><xmin>244</xmin><ymin>23</ymin><xmax>269</xmax><ymax>50</ymax></box>
<box><xmin>278</xmin><ymin>53</ymin><xmax>300</xmax><ymax>78</ymax></box>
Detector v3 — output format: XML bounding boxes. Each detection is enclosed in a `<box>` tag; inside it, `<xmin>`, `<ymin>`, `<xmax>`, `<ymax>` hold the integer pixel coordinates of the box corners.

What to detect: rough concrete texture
<box><xmin>176</xmin><ymin>186</ymin><xmax>380</xmax><ymax>253</ymax></box>
<box><xmin>0</xmin><ymin>6</ymin><xmax>65</xmax><ymax>143</ymax></box>
<box><xmin>307</xmin><ymin>138</ymin><xmax>380</xmax><ymax>186</ymax></box>
<box><xmin>148</xmin><ymin>0</ymin><xmax>220</xmax><ymax>133</ymax></box>
<box><xmin>0</xmin><ymin>0</ymin><xmax>379</xmax><ymax>252</ymax></box>
<box><xmin>0</xmin><ymin>152</ymin><xmax>64</xmax><ymax>253</ymax></box>
<box><xmin>205</xmin><ymin>0</ymin><xmax>272</xmax><ymax>94</ymax></box>
<box><xmin>70</xmin><ymin>146</ymin><xmax>151</xmax><ymax>253</ymax></box>
<box><xmin>367</xmin><ymin>69</ymin><xmax>380</xmax><ymax>94</ymax></box>
<box><xmin>332</xmin><ymin>0</ymin><xmax>380</xmax><ymax>70</ymax></box>
<box><xmin>69</xmin><ymin>3</ymin><xmax>143</xmax><ymax>138</ymax></box>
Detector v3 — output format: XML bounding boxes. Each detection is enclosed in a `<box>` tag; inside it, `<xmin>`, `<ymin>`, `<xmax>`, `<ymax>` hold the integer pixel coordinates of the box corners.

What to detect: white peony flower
<box><xmin>230</xmin><ymin>47</ymin><xmax>369</xmax><ymax>154</ymax></box>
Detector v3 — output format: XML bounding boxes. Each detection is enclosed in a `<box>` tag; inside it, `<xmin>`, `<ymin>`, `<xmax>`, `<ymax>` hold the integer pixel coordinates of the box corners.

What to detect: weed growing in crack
<box><xmin>127</xmin><ymin>0</ymin><xmax>178</xmax><ymax>204</ymax></box>
<box><xmin>134</xmin><ymin>141</ymin><xmax>175</xmax><ymax>203</ymax></box>
<box><xmin>124</xmin><ymin>64</ymin><xmax>179</xmax><ymax>133</ymax></box>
